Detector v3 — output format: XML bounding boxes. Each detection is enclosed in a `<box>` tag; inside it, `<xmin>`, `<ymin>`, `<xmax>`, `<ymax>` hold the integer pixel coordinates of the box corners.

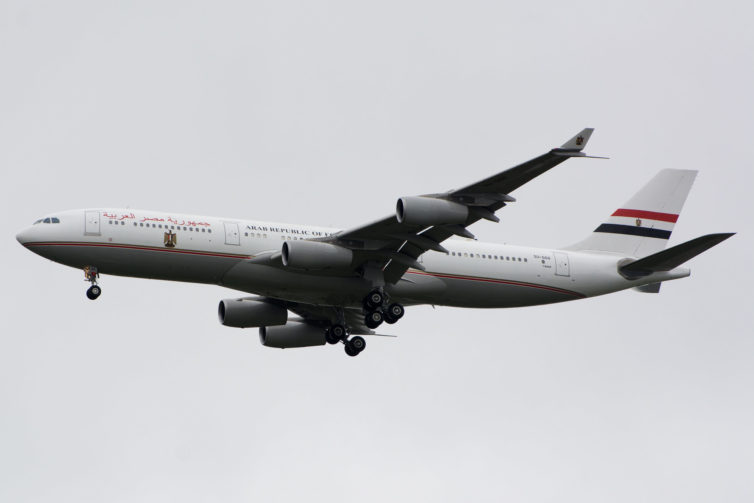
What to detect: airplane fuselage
<box><xmin>16</xmin><ymin>208</ymin><xmax>689</xmax><ymax>309</ymax></box>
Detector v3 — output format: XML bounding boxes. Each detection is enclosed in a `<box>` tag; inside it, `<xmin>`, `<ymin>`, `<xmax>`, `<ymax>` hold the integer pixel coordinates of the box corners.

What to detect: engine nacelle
<box><xmin>396</xmin><ymin>196</ymin><xmax>468</xmax><ymax>226</ymax></box>
<box><xmin>259</xmin><ymin>321</ymin><xmax>326</xmax><ymax>349</ymax></box>
<box><xmin>218</xmin><ymin>298</ymin><xmax>288</xmax><ymax>328</ymax></box>
<box><xmin>281</xmin><ymin>240</ymin><xmax>353</xmax><ymax>270</ymax></box>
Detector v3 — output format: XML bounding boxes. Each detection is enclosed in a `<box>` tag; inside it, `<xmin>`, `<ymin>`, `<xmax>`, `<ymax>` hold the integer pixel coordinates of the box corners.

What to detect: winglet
<box><xmin>559</xmin><ymin>128</ymin><xmax>594</xmax><ymax>151</ymax></box>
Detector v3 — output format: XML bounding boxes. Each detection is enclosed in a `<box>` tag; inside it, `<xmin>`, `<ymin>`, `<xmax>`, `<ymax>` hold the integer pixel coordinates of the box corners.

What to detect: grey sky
<box><xmin>1</xmin><ymin>1</ymin><xmax>753</xmax><ymax>501</ymax></box>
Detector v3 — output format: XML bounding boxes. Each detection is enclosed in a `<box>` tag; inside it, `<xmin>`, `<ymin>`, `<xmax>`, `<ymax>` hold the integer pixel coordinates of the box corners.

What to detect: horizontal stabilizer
<box><xmin>620</xmin><ymin>233</ymin><xmax>735</xmax><ymax>279</ymax></box>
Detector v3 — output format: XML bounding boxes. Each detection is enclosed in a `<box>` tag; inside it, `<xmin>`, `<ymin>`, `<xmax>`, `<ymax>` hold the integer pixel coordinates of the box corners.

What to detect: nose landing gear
<box><xmin>84</xmin><ymin>266</ymin><xmax>101</xmax><ymax>300</ymax></box>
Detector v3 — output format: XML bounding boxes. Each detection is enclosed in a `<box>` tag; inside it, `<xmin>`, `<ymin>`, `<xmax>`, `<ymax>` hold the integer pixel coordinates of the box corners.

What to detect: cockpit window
<box><xmin>34</xmin><ymin>217</ymin><xmax>61</xmax><ymax>224</ymax></box>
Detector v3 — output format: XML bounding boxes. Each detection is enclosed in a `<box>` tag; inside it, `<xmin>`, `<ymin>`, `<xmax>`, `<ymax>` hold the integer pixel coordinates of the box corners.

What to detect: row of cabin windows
<box><xmin>33</xmin><ymin>217</ymin><xmax>60</xmax><ymax>224</ymax></box>
<box><xmin>450</xmin><ymin>251</ymin><xmax>527</xmax><ymax>263</ymax></box>
<box><xmin>244</xmin><ymin>232</ymin><xmax>268</xmax><ymax>239</ymax></box>
<box><xmin>107</xmin><ymin>220</ymin><xmax>212</xmax><ymax>233</ymax></box>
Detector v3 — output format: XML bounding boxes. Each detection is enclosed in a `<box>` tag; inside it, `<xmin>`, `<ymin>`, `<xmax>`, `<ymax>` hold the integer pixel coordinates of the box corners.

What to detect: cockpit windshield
<box><xmin>33</xmin><ymin>217</ymin><xmax>60</xmax><ymax>225</ymax></box>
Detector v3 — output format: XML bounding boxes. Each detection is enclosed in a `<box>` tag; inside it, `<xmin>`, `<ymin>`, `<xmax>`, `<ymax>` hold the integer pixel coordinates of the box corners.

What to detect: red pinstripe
<box><xmin>24</xmin><ymin>241</ymin><xmax>252</xmax><ymax>259</ymax></box>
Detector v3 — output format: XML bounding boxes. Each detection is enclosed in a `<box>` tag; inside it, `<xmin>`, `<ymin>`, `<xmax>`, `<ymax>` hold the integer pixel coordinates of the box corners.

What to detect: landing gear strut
<box><xmin>84</xmin><ymin>266</ymin><xmax>101</xmax><ymax>300</ymax></box>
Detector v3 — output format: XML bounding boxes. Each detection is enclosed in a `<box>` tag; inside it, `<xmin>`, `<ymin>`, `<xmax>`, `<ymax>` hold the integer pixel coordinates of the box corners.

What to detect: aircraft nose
<box><xmin>16</xmin><ymin>227</ymin><xmax>32</xmax><ymax>245</ymax></box>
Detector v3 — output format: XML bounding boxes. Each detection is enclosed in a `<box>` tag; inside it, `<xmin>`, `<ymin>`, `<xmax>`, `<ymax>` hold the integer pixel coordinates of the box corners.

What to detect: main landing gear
<box><xmin>363</xmin><ymin>288</ymin><xmax>404</xmax><ymax>329</ymax></box>
<box><xmin>84</xmin><ymin>266</ymin><xmax>101</xmax><ymax>300</ymax></box>
<box><xmin>324</xmin><ymin>290</ymin><xmax>405</xmax><ymax>357</ymax></box>
<box><xmin>325</xmin><ymin>323</ymin><xmax>366</xmax><ymax>357</ymax></box>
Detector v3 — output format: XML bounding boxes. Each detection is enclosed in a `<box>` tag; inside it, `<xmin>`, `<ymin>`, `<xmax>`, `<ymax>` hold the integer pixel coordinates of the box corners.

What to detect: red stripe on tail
<box><xmin>611</xmin><ymin>208</ymin><xmax>679</xmax><ymax>223</ymax></box>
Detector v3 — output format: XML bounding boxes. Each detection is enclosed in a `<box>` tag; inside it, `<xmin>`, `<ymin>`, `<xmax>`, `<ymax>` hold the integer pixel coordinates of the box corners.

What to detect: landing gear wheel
<box><xmin>364</xmin><ymin>310</ymin><xmax>383</xmax><ymax>329</ymax></box>
<box><xmin>364</xmin><ymin>289</ymin><xmax>384</xmax><ymax>310</ymax></box>
<box><xmin>86</xmin><ymin>285</ymin><xmax>101</xmax><ymax>300</ymax></box>
<box><xmin>384</xmin><ymin>303</ymin><xmax>404</xmax><ymax>324</ymax></box>
<box><xmin>329</xmin><ymin>324</ymin><xmax>347</xmax><ymax>341</ymax></box>
<box><xmin>344</xmin><ymin>341</ymin><xmax>359</xmax><ymax>357</ymax></box>
<box><xmin>325</xmin><ymin>327</ymin><xmax>341</xmax><ymax>345</ymax></box>
<box><xmin>349</xmin><ymin>336</ymin><xmax>366</xmax><ymax>353</ymax></box>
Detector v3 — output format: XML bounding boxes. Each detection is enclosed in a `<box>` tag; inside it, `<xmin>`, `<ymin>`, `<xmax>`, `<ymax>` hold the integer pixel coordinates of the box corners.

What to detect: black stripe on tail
<box><xmin>594</xmin><ymin>224</ymin><xmax>671</xmax><ymax>239</ymax></box>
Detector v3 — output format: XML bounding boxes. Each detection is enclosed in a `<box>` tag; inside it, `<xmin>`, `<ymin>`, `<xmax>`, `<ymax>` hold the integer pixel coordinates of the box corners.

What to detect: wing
<box><xmin>325</xmin><ymin>128</ymin><xmax>602</xmax><ymax>283</ymax></box>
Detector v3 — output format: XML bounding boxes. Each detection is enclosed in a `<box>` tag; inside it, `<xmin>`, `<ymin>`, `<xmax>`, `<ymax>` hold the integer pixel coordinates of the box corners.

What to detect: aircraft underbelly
<box><xmin>29</xmin><ymin>243</ymin><xmax>235</xmax><ymax>284</ymax></box>
<box><xmin>30</xmin><ymin>242</ymin><xmax>586</xmax><ymax>308</ymax></box>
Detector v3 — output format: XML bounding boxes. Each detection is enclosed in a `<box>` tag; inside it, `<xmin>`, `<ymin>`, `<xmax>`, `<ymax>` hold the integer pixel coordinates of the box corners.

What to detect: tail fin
<box><xmin>567</xmin><ymin>169</ymin><xmax>697</xmax><ymax>257</ymax></box>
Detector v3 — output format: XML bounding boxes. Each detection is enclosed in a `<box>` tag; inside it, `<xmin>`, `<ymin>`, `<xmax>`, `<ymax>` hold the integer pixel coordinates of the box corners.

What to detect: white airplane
<box><xmin>16</xmin><ymin>129</ymin><xmax>733</xmax><ymax>356</ymax></box>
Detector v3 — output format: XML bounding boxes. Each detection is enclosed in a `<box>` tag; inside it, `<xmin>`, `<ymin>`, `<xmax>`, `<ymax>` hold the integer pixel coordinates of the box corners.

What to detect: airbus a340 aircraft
<box><xmin>16</xmin><ymin>129</ymin><xmax>734</xmax><ymax>356</ymax></box>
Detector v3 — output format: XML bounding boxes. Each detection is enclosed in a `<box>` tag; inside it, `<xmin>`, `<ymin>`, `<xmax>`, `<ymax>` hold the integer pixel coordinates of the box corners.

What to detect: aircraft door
<box><xmin>224</xmin><ymin>222</ymin><xmax>240</xmax><ymax>245</ymax></box>
<box><xmin>85</xmin><ymin>211</ymin><xmax>100</xmax><ymax>235</ymax></box>
<box><xmin>554</xmin><ymin>252</ymin><xmax>570</xmax><ymax>277</ymax></box>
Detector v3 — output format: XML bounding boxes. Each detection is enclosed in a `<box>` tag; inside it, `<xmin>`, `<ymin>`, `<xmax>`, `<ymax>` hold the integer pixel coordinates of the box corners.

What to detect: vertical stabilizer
<box><xmin>566</xmin><ymin>169</ymin><xmax>697</xmax><ymax>257</ymax></box>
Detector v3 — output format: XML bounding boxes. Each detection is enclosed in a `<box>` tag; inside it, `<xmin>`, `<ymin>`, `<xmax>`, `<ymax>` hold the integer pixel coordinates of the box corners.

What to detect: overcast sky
<box><xmin>1</xmin><ymin>1</ymin><xmax>753</xmax><ymax>502</ymax></box>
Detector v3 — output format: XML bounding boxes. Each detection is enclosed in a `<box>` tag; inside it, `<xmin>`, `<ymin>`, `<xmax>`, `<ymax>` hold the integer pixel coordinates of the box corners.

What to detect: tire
<box><xmin>344</xmin><ymin>341</ymin><xmax>359</xmax><ymax>357</ymax></box>
<box><xmin>350</xmin><ymin>336</ymin><xmax>366</xmax><ymax>353</ymax></box>
<box><xmin>87</xmin><ymin>285</ymin><xmax>101</xmax><ymax>300</ymax></box>
<box><xmin>364</xmin><ymin>310</ymin><xmax>383</xmax><ymax>329</ymax></box>
<box><xmin>387</xmin><ymin>303</ymin><xmax>404</xmax><ymax>321</ymax></box>
<box><xmin>325</xmin><ymin>328</ymin><xmax>340</xmax><ymax>345</ymax></box>
<box><xmin>330</xmin><ymin>324</ymin><xmax>346</xmax><ymax>341</ymax></box>
<box><xmin>365</xmin><ymin>290</ymin><xmax>383</xmax><ymax>310</ymax></box>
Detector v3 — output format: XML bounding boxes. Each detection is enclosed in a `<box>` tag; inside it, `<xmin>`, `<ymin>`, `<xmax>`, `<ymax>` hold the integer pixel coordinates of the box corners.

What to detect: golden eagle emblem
<box><xmin>164</xmin><ymin>231</ymin><xmax>177</xmax><ymax>248</ymax></box>
<box><xmin>635</xmin><ymin>218</ymin><xmax>642</xmax><ymax>227</ymax></box>
<box><xmin>575</xmin><ymin>135</ymin><xmax>584</xmax><ymax>146</ymax></box>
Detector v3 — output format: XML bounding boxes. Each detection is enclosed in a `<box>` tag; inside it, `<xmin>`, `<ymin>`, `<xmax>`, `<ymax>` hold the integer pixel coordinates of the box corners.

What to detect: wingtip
<box><xmin>559</xmin><ymin>128</ymin><xmax>595</xmax><ymax>152</ymax></box>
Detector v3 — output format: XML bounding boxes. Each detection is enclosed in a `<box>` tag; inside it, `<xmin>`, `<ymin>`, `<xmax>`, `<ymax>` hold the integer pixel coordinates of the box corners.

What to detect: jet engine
<box><xmin>281</xmin><ymin>240</ymin><xmax>353</xmax><ymax>270</ymax></box>
<box><xmin>396</xmin><ymin>196</ymin><xmax>468</xmax><ymax>226</ymax></box>
<box><xmin>218</xmin><ymin>298</ymin><xmax>288</xmax><ymax>328</ymax></box>
<box><xmin>259</xmin><ymin>321</ymin><xmax>327</xmax><ymax>348</ymax></box>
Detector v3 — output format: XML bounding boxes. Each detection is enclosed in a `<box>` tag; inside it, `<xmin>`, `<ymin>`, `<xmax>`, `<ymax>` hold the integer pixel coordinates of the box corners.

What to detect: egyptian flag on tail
<box><xmin>568</xmin><ymin>169</ymin><xmax>698</xmax><ymax>258</ymax></box>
